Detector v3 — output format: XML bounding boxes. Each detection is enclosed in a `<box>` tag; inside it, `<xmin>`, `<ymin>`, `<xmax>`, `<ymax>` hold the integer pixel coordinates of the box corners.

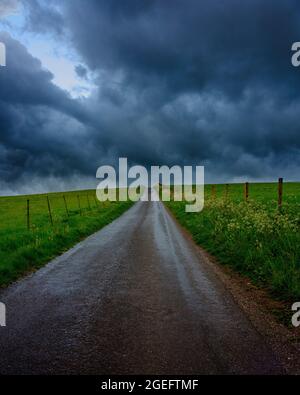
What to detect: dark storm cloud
<box><xmin>64</xmin><ymin>0</ymin><xmax>300</xmax><ymax>97</ymax></box>
<box><xmin>0</xmin><ymin>32</ymin><xmax>103</xmax><ymax>192</ymax></box>
<box><xmin>75</xmin><ymin>64</ymin><xmax>88</xmax><ymax>79</ymax></box>
<box><xmin>23</xmin><ymin>0</ymin><xmax>65</xmax><ymax>35</ymax></box>
<box><xmin>2</xmin><ymin>0</ymin><xmax>300</xmax><ymax>194</ymax></box>
<box><xmin>63</xmin><ymin>0</ymin><xmax>300</xmax><ymax>177</ymax></box>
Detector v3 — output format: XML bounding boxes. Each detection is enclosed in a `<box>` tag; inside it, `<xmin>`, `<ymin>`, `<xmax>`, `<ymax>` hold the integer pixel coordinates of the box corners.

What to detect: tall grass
<box><xmin>167</xmin><ymin>182</ymin><xmax>300</xmax><ymax>301</ymax></box>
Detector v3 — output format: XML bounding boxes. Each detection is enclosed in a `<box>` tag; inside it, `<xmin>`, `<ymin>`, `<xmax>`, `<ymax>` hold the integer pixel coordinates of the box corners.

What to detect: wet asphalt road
<box><xmin>0</xmin><ymin>198</ymin><xmax>284</xmax><ymax>375</ymax></box>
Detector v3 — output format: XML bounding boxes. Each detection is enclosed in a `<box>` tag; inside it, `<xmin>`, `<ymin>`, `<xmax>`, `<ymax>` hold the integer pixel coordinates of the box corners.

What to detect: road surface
<box><xmin>0</xmin><ymin>198</ymin><xmax>284</xmax><ymax>375</ymax></box>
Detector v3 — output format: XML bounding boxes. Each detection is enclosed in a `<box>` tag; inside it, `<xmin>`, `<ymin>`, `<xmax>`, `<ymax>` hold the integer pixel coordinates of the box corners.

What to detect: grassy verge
<box><xmin>166</xmin><ymin>182</ymin><xmax>300</xmax><ymax>303</ymax></box>
<box><xmin>0</xmin><ymin>190</ymin><xmax>133</xmax><ymax>287</ymax></box>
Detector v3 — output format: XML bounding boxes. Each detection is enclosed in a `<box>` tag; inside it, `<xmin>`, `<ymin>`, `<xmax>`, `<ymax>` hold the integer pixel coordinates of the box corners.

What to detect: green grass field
<box><xmin>167</xmin><ymin>182</ymin><xmax>300</xmax><ymax>302</ymax></box>
<box><xmin>0</xmin><ymin>190</ymin><xmax>133</xmax><ymax>287</ymax></box>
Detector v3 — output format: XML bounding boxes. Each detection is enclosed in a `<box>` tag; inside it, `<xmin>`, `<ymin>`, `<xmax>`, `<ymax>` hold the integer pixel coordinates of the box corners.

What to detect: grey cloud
<box><xmin>75</xmin><ymin>64</ymin><xmax>88</xmax><ymax>79</ymax></box>
<box><xmin>23</xmin><ymin>0</ymin><xmax>64</xmax><ymax>35</ymax></box>
<box><xmin>0</xmin><ymin>33</ymin><xmax>105</xmax><ymax>189</ymax></box>
<box><xmin>1</xmin><ymin>0</ymin><xmax>300</xmax><ymax>195</ymax></box>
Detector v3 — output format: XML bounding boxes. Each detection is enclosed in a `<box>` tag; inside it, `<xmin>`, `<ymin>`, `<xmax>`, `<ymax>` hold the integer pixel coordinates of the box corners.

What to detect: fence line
<box><xmin>17</xmin><ymin>178</ymin><xmax>284</xmax><ymax>230</ymax></box>
<box><xmin>77</xmin><ymin>195</ymin><xmax>82</xmax><ymax>216</ymax></box>
<box><xmin>47</xmin><ymin>196</ymin><xmax>54</xmax><ymax>226</ymax></box>
<box><xmin>278</xmin><ymin>178</ymin><xmax>283</xmax><ymax>210</ymax></box>
<box><xmin>27</xmin><ymin>199</ymin><xmax>30</xmax><ymax>231</ymax></box>
<box><xmin>21</xmin><ymin>192</ymin><xmax>104</xmax><ymax>231</ymax></box>
<box><xmin>87</xmin><ymin>194</ymin><xmax>91</xmax><ymax>211</ymax></box>
<box><xmin>225</xmin><ymin>184</ymin><xmax>229</xmax><ymax>199</ymax></box>
<box><xmin>0</xmin><ymin>190</ymin><xmax>104</xmax><ymax>232</ymax></box>
<box><xmin>63</xmin><ymin>195</ymin><xmax>69</xmax><ymax>217</ymax></box>
<box><xmin>244</xmin><ymin>182</ymin><xmax>249</xmax><ymax>203</ymax></box>
<box><xmin>209</xmin><ymin>178</ymin><xmax>284</xmax><ymax>210</ymax></box>
<box><xmin>211</xmin><ymin>185</ymin><xmax>216</xmax><ymax>200</ymax></box>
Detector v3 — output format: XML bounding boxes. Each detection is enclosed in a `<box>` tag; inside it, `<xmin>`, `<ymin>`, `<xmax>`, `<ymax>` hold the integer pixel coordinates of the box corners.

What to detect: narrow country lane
<box><xmin>0</xmin><ymin>199</ymin><xmax>284</xmax><ymax>375</ymax></box>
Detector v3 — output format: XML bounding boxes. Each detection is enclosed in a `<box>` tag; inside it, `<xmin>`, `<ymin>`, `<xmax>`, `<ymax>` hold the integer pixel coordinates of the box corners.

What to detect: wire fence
<box><xmin>1</xmin><ymin>181</ymin><xmax>299</xmax><ymax>233</ymax></box>
<box><xmin>213</xmin><ymin>178</ymin><xmax>283</xmax><ymax>207</ymax></box>
<box><xmin>0</xmin><ymin>190</ymin><xmax>106</xmax><ymax>233</ymax></box>
<box><xmin>206</xmin><ymin>178</ymin><xmax>300</xmax><ymax>213</ymax></box>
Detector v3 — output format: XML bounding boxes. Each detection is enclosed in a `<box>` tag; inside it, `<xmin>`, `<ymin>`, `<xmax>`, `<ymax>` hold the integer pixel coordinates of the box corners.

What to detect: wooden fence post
<box><xmin>27</xmin><ymin>199</ymin><xmax>30</xmax><ymax>230</ymax></box>
<box><xmin>47</xmin><ymin>196</ymin><xmax>53</xmax><ymax>226</ymax></box>
<box><xmin>63</xmin><ymin>195</ymin><xmax>69</xmax><ymax>217</ymax></box>
<box><xmin>77</xmin><ymin>195</ymin><xmax>82</xmax><ymax>216</ymax></box>
<box><xmin>211</xmin><ymin>185</ymin><xmax>216</xmax><ymax>200</ymax></box>
<box><xmin>244</xmin><ymin>182</ymin><xmax>249</xmax><ymax>202</ymax></box>
<box><xmin>278</xmin><ymin>178</ymin><xmax>283</xmax><ymax>210</ymax></box>
<box><xmin>87</xmin><ymin>194</ymin><xmax>91</xmax><ymax>211</ymax></box>
<box><xmin>225</xmin><ymin>184</ymin><xmax>229</xmax><ymax>199</ymax></box>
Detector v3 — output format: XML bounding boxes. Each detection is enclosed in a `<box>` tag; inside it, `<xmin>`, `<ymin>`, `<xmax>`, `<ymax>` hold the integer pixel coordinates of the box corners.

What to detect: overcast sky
<box><xmin>0</xmin><ymin>0</ymin><xmax>300</xmax><ymax>195</ymax></box>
